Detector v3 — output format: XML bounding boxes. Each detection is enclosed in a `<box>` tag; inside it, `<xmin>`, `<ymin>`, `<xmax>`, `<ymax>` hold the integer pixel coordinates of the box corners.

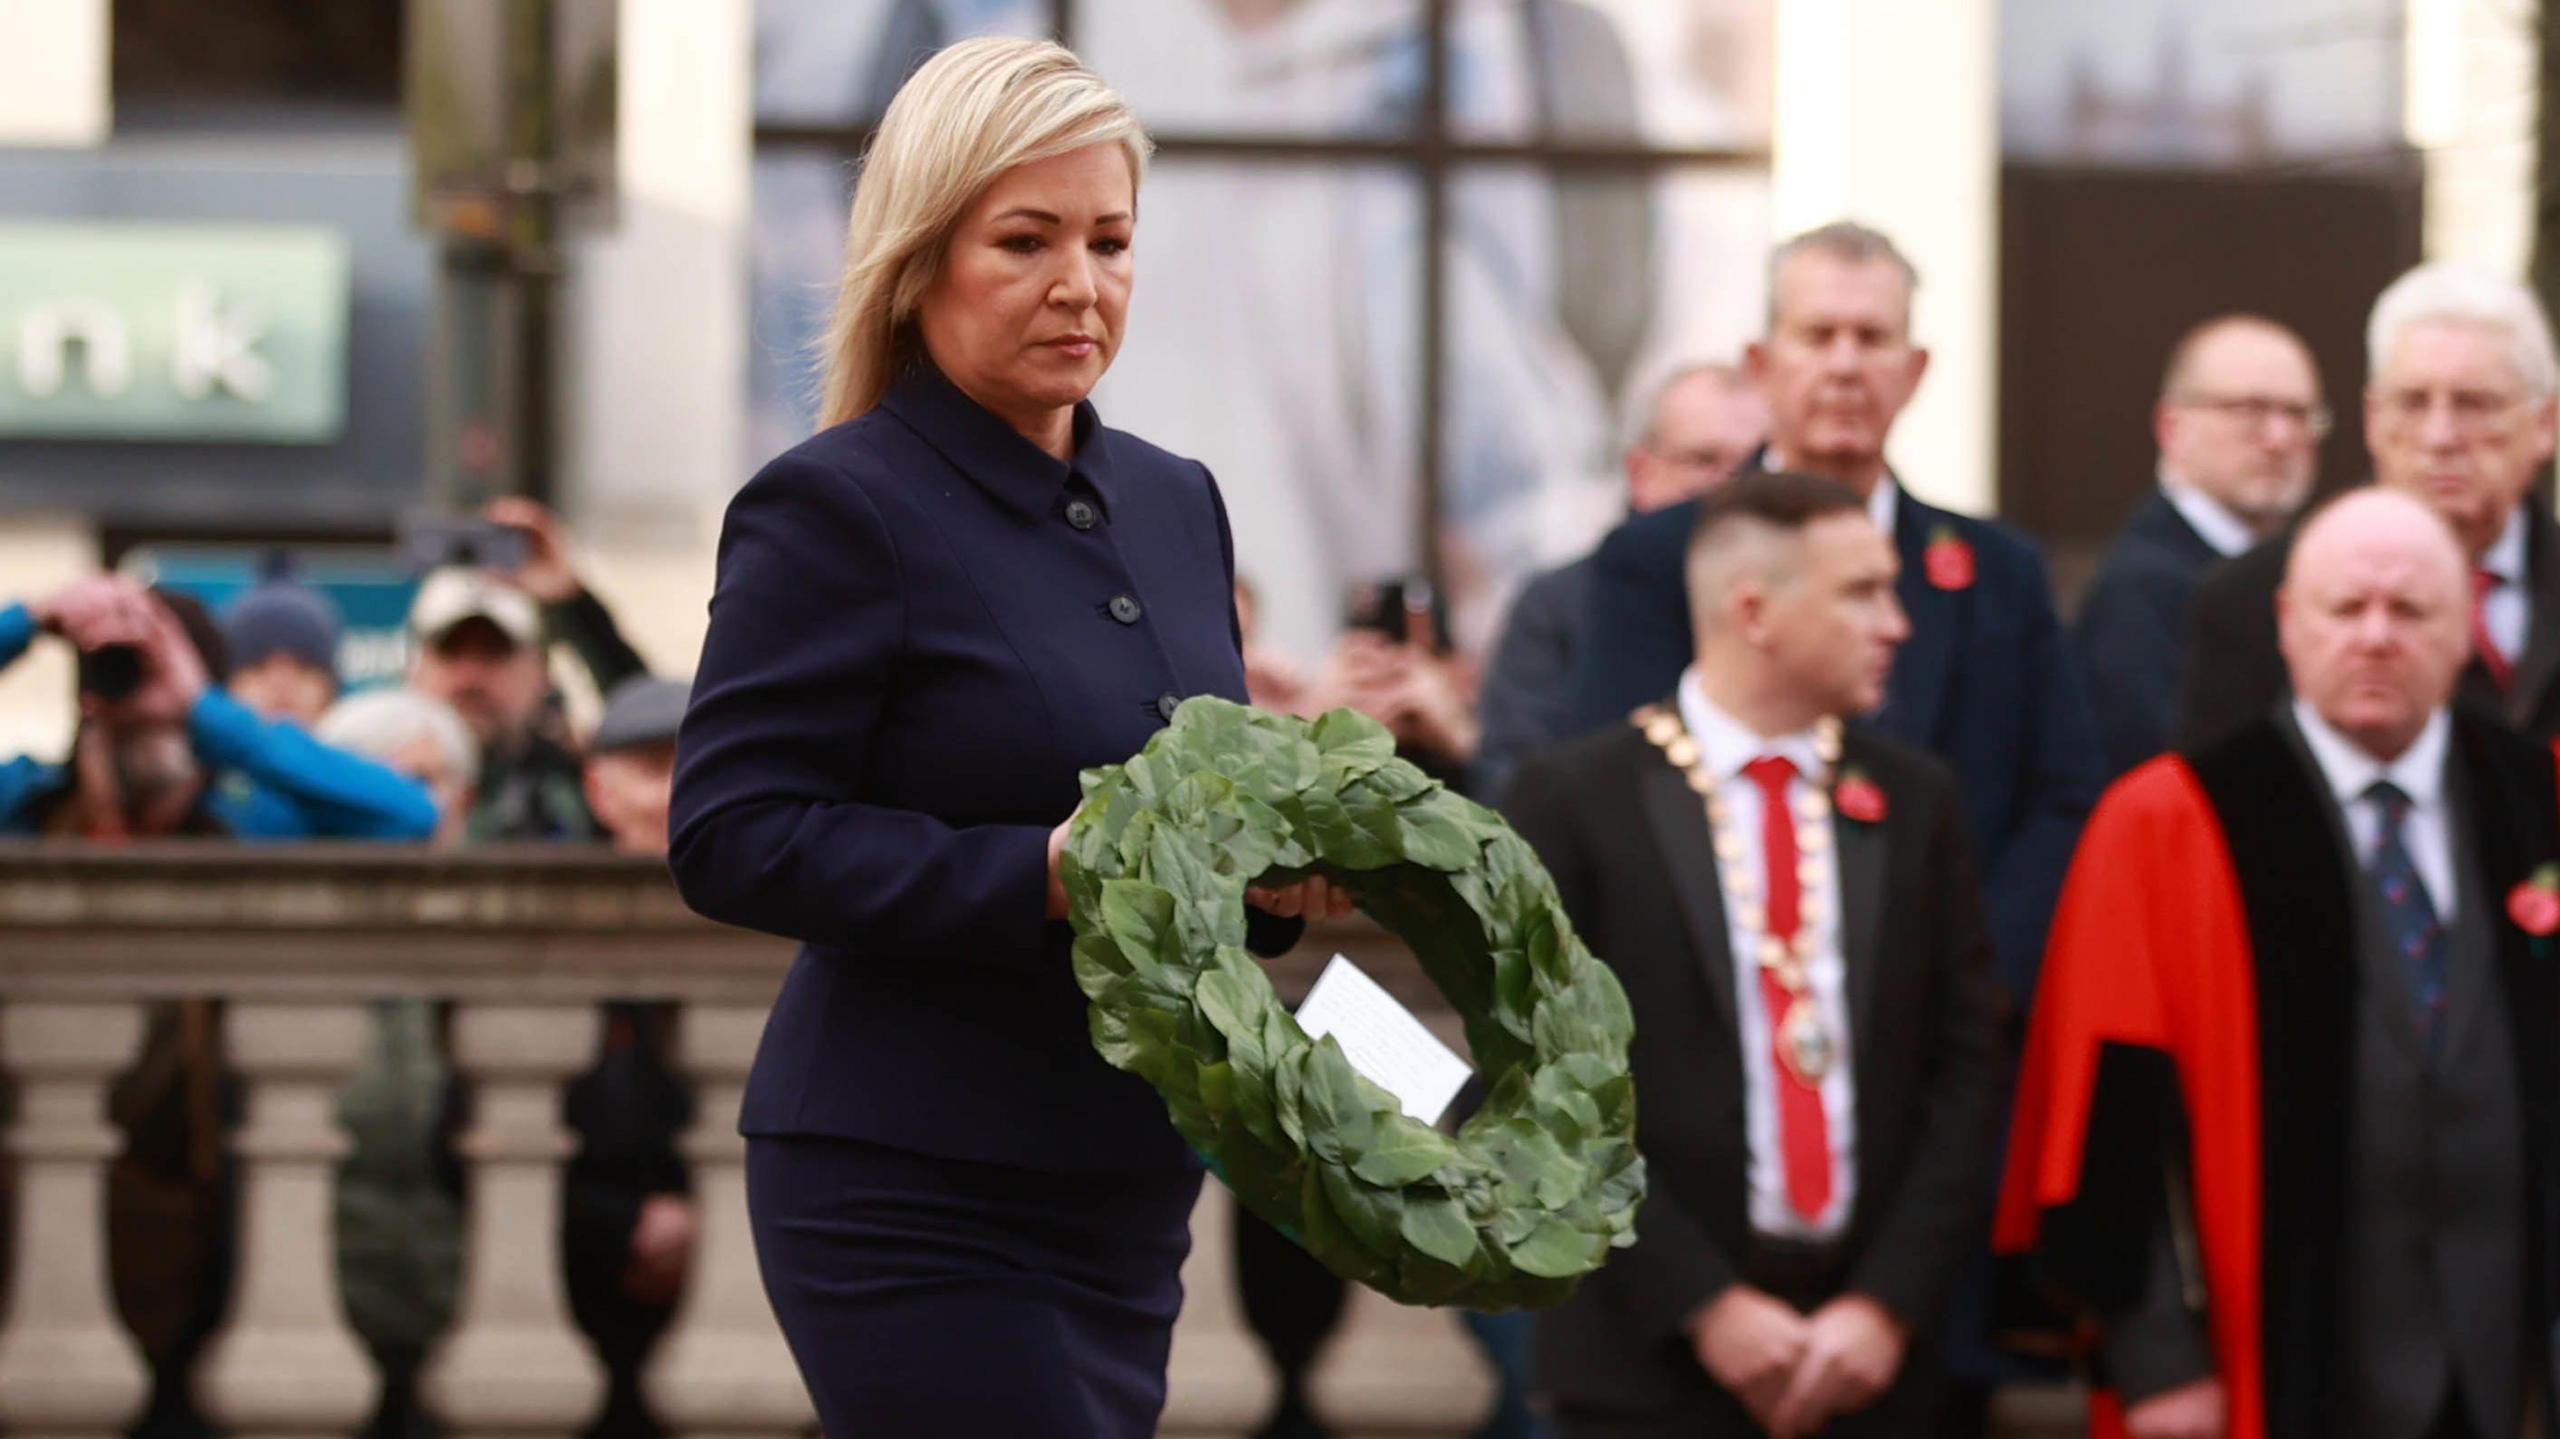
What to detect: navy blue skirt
<box><xmin>746</xmin><ymin>1134</ymin><xmax>1205</xmax><ymax>1437</ymax></box>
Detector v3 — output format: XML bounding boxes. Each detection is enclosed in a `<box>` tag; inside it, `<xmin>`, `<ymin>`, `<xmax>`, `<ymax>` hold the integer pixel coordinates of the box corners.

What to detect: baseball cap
<box><xmin>589</xmin><ymin>675</ymin><xmax>691</xmax><ymax>755</ymax></box>
<box><xmin>409</xmin><ymin>567</ymin><xmax>542</xmax><ymax>650</ymax></box>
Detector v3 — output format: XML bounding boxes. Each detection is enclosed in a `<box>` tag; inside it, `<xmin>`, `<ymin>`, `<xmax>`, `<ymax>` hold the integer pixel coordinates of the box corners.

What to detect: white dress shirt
<box><xmin>2478</xmin><ymin>503</ymin><xmax>2529</xmax><ymax>671</ymax></box>
<box><xmin>2159</xmin><ymin>471</ymin><xmax>2258</xmax><ymax>560</ymax></box>
<box><xmin>2290</xmin><ymin>699</ymin><xmax>2456</xmax><ymax>920</ymax></box>
<box><xmin>1677</xmin><ymin>669</ymin><xmax>1859</xmax><ymax>1240</ymax></box>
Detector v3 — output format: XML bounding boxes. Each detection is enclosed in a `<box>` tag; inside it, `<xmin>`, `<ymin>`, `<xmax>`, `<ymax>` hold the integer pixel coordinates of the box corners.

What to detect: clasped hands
<box><xmin>1689</xmin><ymin>1286</ymin><xmax>1906</xmax><ymax>1437</ymax></box>
<box><xmin>1046</xmin><ymin>815</ymin><xmax>1355</xmax><ymax>922</ymax></box>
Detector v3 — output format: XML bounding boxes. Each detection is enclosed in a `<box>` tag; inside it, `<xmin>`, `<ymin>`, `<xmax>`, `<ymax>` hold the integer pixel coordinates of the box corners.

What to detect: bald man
<box><xmin>2076</xmin><ymin>316</ymin><xmax>2323</xmax><ymax>773</ymax></box>
<box><xmin>2000</xmin><ymin>488</ymin><xmax>2560</xmax><ymax>1439</ymax></box>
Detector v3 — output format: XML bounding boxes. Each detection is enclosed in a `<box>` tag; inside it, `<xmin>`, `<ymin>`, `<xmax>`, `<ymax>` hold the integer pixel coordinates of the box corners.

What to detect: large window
<box><xmin>750</xmin><ymin>0</ymin><xmax>1772</xmax><ymax>657</ymax></box>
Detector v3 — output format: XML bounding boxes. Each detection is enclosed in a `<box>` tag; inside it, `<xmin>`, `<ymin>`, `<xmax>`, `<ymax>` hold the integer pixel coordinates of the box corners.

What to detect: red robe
<box><xmin>1995</xmin><ymin>721</ymin><xmax>2560</xmax><ymax>1439</ymax></box>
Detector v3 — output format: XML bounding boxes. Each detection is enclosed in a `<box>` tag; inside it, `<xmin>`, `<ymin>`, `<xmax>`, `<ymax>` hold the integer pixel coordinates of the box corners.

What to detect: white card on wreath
<box><xmin>1293</xmin><ymin>953</ymin><xmax>1474</xmax><ymax>1126</ymax></box>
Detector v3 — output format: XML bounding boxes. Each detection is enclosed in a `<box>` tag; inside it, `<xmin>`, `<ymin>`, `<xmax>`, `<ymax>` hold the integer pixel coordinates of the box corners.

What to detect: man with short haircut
<box><xmin>1566</xmin><ymin>220</ymin><xmax>2103</xmax><ymax>1012</ymax></box>
<box><xmin>2180</xmin><ymin>263</ymin><xmax>2560</xmax><ymax>747</ymax></box>
<box><xmin>1515</xmin><ymin>471</ymin><xmax>2003</xmax><ymax>1438</ymax></box>
<box><xmin>1476</xmin><ymin>362</ymin><xmax>1768</xmax><ymax>803</ymax></box>
<box><xmin>2077</xmin><ymin>316</ymin><xmax>2323</xmax><ymax>774</ymax></box>
<box><xmin>2003</xmin><ymin>488</ymin><xmax>2559</xmax><ymax>1439</ymax></box>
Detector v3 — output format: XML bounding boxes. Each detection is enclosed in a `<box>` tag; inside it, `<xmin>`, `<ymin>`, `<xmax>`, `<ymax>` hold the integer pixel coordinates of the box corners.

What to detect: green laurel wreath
<box><xmin>1062</xmin><ymin>697</ymin><xmax>1645</xmax><ymax>1309</ymax></box>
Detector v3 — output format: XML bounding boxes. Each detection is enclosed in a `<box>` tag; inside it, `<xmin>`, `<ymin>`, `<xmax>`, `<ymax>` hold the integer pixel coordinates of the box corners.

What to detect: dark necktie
<box><xmin>2364</xmin><ymin>780</ymin><xmax>2447</xmax><ymax>1054</ymax></box>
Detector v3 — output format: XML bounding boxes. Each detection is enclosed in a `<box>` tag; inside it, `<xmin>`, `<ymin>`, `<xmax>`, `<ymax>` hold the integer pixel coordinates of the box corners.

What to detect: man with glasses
<box><xmin>2180</xmin><ymin>264</ymin><xmax>2560</xmax><ymax>748</ymax></box>
<box><xmin>2077</xmin><ymin>316</ymin><xmax>2325</xmax><ymax>773</ymax></box>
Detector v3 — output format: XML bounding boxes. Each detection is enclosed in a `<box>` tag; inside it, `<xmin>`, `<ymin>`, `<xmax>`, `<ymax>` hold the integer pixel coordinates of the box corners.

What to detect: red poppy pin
<box><xmin>1834</xmin><ymin>769</ymin><xmax>1888</xmax><ymax>824</ymax></box>
<box><xmin>2508</xmin><ymin>864</ymin><xmax>2560</xmax><ymax>937</ymax></box>
<box><xmin>1923</xmin><ymin>525</ymin><xmax>1975</xmax><ymax>591</ymax></box>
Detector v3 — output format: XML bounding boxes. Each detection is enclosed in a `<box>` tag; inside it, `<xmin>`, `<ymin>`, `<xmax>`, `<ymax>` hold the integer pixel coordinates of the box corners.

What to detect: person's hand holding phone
<box><xmin>483</xmin><ymin>498</ymin><xmax>581</xmax><ymax>604</ymax></box>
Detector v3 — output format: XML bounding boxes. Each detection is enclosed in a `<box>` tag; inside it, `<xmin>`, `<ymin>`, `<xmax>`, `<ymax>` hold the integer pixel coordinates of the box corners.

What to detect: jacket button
<box><xmin>1065</xmin><ymin>499</ymin><xmax>1100</xmax><ymax>530</ymax></box>
<box><xmin>1109</xmin><ymin>594</ymin><xmax>1143</xmax><ymax>625</ymax></box>
<box><xmin>1157</xmin><ymin>692</ymin><xmax>1181</xmax><ymax>721</ymax></box>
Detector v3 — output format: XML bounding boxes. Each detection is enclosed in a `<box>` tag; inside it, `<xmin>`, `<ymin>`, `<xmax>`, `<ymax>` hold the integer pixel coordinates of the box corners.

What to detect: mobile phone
<box><xmin>399</xmin><ymin>516</ymin><xmax>528</xmax><ymax>575</ymax></box>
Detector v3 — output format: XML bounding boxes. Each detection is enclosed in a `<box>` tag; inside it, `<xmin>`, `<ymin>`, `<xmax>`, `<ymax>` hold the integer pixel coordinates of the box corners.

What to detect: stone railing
<box><xmin>0</xmin><ymin>845</ymin><xmax>1498</xmax><ymax>1439</ymax></box>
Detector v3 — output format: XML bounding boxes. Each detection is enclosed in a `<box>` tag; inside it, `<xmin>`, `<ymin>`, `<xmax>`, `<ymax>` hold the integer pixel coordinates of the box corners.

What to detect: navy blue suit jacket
<box><xmin>2073</xmin><ymin>489</ymin><xmax>2227</xmax><ymax>777</ymax></box>
<box><xmin>670</xmin><ymin>365</ymin><xmax>1274</xmax><ymax>1176</ymax></box>
<box><xmin>1563</xmin><ymin>483</ymin><xmax>2104</xmax><ymax>1003</ymax></box>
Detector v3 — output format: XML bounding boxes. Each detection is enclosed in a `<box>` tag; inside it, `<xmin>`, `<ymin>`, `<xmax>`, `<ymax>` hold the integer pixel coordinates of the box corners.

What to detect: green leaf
<box><xmin>1352</xmin><ymin>1123</ymin><xmax>1460</xmax><ymax>1188</ymax></box>
<box><xmin>1399</xmin><ymin>1194</ymin><xmax>1480</xmax><ymax>1269</ymax></box>
<box><xmin>1508</xmin><ymin>1217</ymin><xmax>1604</xmax><ymax>1279</ymax></box>
<box><xmin>1099</xmin><ymin>879</ymin><xmax>1178</xmax><ymax>970</ymax></box>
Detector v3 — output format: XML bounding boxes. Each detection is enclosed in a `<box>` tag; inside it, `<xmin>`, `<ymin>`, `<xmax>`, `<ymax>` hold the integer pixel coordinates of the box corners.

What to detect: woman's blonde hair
<box><xmin>816</xmin><ymin>37</ymin><xmax>1151</xmax><ymax>428</ymax></box>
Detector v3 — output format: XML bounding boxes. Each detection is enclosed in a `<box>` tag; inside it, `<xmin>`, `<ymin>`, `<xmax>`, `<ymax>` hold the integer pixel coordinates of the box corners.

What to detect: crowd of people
<box><xmin>19</xmin><ymin>50</ymin><xmax>2560</xmax><ymax>1432</ymax></box>
<box><xmin>1219</xmin><ymin>216</ymin><xmax>2560</xmax><ymax>1439</ymax></box>
<box><xmin>2</xmin><ymin>500</ymin><xmax>698</xmax><ymax>1439</ymax></box>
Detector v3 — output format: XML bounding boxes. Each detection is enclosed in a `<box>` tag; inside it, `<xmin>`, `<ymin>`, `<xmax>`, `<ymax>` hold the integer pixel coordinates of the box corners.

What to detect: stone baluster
<box><xmin>642</xmin><ymin>1002</ymin><xmax>813</xmax><ymax>1438</ymax></box>
<box><xmin>1160</xmin><ymin>1184</ymin><xmax>1277</xmax><ymax>1436</ymax></box>
<box><xmin>422</xmin><ymin>1004</ymin><xmax>605</xmax><ymax>1439</ymax></box>
<box><xmin>193</xmin><ymin>1002</ymin><xmax>378</xmax><ymax>1438</ymax></box>
<box><xmin>0</xmin><ymin>1002</ymin><xmax>151</xmax><ymax>1439</ymax></box>
<box><xmin>1310</xmin><ymin>1283</ymin><xmax>1494</xmax><ymax>1435</ymax></box>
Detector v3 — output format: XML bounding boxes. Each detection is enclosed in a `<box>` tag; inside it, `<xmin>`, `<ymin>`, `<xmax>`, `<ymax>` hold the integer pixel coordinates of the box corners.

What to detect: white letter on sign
<box><xmin>172</xmin><ymin>283</ymin><xmax>274</xmax><ymax>402</ymax></box>
<box><xmin>17</xmin><ymin>301</ymin><xmax>133</xmax><ymax>398</ymax></box>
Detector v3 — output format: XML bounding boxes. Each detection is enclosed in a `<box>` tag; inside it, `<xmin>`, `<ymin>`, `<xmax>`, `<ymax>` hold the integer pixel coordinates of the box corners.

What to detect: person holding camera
<box><xmin>0</xmin><ymin>574</ymin><xmax>437</xmax><ymax>841</ymax></box>
<box><xmin>406</xmin><ymin>568</ymin><xmax>597</xmax><ymax>843</ymax></box>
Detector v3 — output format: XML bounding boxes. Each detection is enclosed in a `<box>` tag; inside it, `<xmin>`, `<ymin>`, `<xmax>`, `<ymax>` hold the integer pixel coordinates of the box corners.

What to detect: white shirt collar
<box><xmin>2289</xmin><ymin>697</ymin><xmax>2450</xmax><ymax>817</ymax></box>
<box><xmin>2158</xmin><ymin>469</ymin><xmax>2258</xmax><ymax>559</ymax></box>
<box><xmin>1867</xmin><ymin>476</ymin><xmax>1899</xmax><ymax>543</ymax></box>
<box><xmin>2482</xmin><ymin>502</ymin><xmax>2528</xmax><ymax>586</ymax></box>
<box><xmin>1677</xmin><ymin>667</ymin><xmax>1827</xmax><ymax>783</ymax></box>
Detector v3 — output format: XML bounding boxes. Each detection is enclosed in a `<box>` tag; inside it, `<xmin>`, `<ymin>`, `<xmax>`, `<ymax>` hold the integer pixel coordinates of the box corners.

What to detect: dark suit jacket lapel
<box><xmin>2132</xmin><ymin>488</ymin><xmax>2225</xmax><ymax>575</ymax></box>
<box><xmin>1883</xmin><ymin>491</ymin><xmax>1957</xmax><ymax>745</ymax></box>
<box><xmin>1639</xmin><ymin>760</ymin><xmax>1740</xmax><ymax>1038</ymax></box>
<box><xmin>1834</xmin><ymin>736</ymin><xmax>1890</xmax><ymax>1056</ymax></box>
<box><xmin>2505</xmin><ymin>502</ymin><xmax>2560</xmax><ymax>727</ymax></box>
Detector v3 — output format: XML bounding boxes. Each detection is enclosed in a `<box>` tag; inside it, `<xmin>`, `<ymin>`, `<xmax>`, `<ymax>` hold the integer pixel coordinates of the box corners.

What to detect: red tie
<box><xmin>1742</xmin><ymin>755</ymin><xmax>1832</xmax><ymax>1222</ymax></box>
<box><xmin>2473</xmin><ymin>568</ymin><xmax>2515</xmax><ymax>691</ymax></box>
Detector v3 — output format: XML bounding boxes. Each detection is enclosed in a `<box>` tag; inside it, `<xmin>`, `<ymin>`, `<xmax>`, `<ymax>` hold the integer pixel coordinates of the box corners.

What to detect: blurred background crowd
<box><xmin>2</xmin><ymin>1</ymin><xmax>2558</xmax><ymax>1438</ymax></box>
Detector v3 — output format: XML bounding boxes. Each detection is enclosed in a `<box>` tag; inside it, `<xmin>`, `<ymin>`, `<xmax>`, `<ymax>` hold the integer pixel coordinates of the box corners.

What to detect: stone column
<box><xmin>1160</xmin><ymin>1185</ymin><xmax>1276</xmax><ymax>1436</ymax></box>
<box><xmin>0</xmin><ymin>1001</ymin><xmax>149</xmax><ymax>1438</ymax></box>
<box><xmin>194</xmin><ymin>1002</ymin><xmax>378</xmax><ymax>1438</ymax></box>
<box><xmin>421</xmin><ymin>1004</ymin><xmax>605</xmax><ymax>1439</ymax></box>
<box><xmin>641</xmin><ymin>1002</ymin><xmax>813</xmax><ymax>1438</ymax></box>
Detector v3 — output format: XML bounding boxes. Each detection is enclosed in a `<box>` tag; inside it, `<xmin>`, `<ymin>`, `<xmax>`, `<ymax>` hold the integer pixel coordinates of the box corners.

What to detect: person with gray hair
<box><xmin>2179</xmin><ymin>262</ymin><xmax>2560</xmax><ymax>748</ymax></box>
<box><xmin>1474</xmin><ymin>362</ymin><xmax>1768</xmax><ymax>804</ymax></box>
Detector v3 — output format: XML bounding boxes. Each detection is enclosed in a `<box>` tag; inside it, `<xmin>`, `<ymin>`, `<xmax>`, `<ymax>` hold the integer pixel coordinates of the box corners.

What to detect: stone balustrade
<box><xmin>0</xmin><ymin>844</ymin><xmax>1501</xmax><ymax>1439</ymax></box>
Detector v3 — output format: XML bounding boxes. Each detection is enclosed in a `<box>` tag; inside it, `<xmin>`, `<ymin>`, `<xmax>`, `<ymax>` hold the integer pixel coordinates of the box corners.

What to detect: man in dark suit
<box><xmin>2003</xmin><ymin>488</ymin><xmax>2557</xmax><ymax>1438</ymax></box>
<box><xmin>2075</xmin><ymin>316</ymin><xmax>2323</xmax><ymax>774</ymax></box>
<box><xmin>1475</xmin><ymin>362</ymin><xmax>1767</xmax><ymax>804</ymax></box>
<box><xmin>1514</xmin><ymin>472</ymin><xmax>2005</xmax><ymax>1438</ymax></box>
<box><xmin>1564</xmin><ymin>220</ymin><xmax>2102</xmax><ymax>1011</ymax></box>
<box><xmin>2180</xmin><ymin>262</ymin><xmax>2560</xmax><ymax>749</ymax></box>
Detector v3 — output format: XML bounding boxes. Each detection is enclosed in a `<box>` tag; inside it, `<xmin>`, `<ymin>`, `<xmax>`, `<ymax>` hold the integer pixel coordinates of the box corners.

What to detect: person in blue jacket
<box><xmin>0</xmin><ymin>575</ymin><xmax>436</xmax><ymax>841</ymax></box>
<box><xmin>667</xmin><ymin>38</ymin><xmax>1343</xmax><ymax>1439</ymax></box>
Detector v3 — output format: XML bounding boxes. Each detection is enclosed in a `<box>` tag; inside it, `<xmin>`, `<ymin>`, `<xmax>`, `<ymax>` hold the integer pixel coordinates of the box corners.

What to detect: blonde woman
<box><xmin>668</xmin><ymin>37</ymin><xmax>1345</xmax><ymax>1435</ymax></box>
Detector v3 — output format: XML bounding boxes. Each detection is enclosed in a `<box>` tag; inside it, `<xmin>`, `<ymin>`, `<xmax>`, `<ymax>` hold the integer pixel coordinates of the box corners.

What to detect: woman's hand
<box><xmin>1246</xmin><ymin>875</ymin><xmax>1356</xmax><ymax>921</ymax></box>
<box><xmin>1046</xmin><ymin>815</ymin><xmax>1075</xmax><ymax>919</ymax></box>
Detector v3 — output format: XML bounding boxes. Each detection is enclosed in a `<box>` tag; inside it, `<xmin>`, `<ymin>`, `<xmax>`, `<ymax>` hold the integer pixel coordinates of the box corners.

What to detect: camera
<box><xmin>399</xmin><ymin>516</ymin><xmax>528</xmax><ymax>575</ymax></box>
<box><xmin>1345</xmin><ymin>575</ymin><xmax>1451</xmax><ymax>651</ymax></box>
<box><xmin>77</xmin><ymin>643</ymin><xmax>146</xmax><ymax>704</ymax></box>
